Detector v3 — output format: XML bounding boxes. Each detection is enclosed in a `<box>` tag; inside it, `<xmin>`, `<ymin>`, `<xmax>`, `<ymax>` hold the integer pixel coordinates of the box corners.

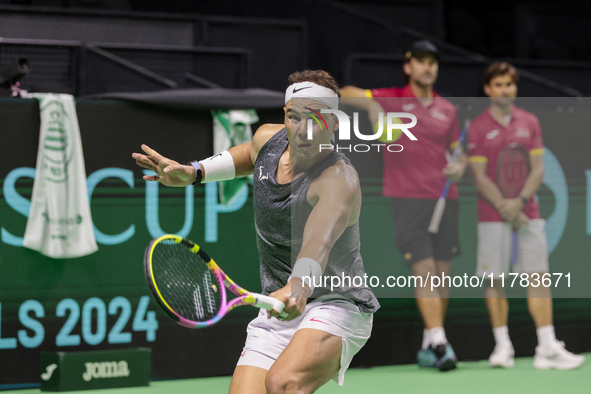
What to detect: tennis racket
<box><xmin>144</xmin><ymin>234</ymin><xmax>287</xmax><ymax>328</ymax></box>
<box><xmin>428</xmin><ymin>128</ymin><xmax>468</xmax><ymax>234</ymax></box>
<box><xmin>497</xmin><ymin>143</ymin><xmax>531</xmax><ymax>265</ymax></box>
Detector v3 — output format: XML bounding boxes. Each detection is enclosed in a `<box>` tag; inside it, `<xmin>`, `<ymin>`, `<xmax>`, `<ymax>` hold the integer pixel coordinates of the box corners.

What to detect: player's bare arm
<box><xmin>340</xmin><ymin>86</ymin><xmax>385</xmax><ymax>128</ymax></box>
<box><xmin>470</xmin><ymin>150</ymin><xmax>528</xmax><ymax>228</ymax></box>
<box><xmin>302</xmin><ymin>161</ymin><xmax>362</xmax><ymax>260</ymax></box>
<box><xmin>251</xmin><ymin>123</ymin><xmax>285</xmax><ymax>165</ymax></box>
<box><xmin>132</xmin><ymin>124</ymin><xmax>285</xmax><ymax>187</ymax></box>
<box><xmin>443</xmin><ymin>152</ymin><xmax>468</xmax><ymax>183</ymax></box>
<box><xmin>470</xmin><ymin>161</ymin><xmax>505</xmax><ymax>210</ymax></box>
<box><xmin>132</xmin><ymin>144</ymin><xmax>196</xmax><ymax>187</ymax></box>
<box><xmin>133</xmin><ymin>143</ymin><xmax>250</xmax><ymax>185</ymax></box>
<box><xmin>340</xmin><ymin>85</ymin><xmax>369</xmax><ymax>100</ymax></box>
<box><xmin>496</xmin><ymin>154</ymin><xmax>544</xmax><ymax>221</ymax></box>
<box><xmin>269</xmin><ymin>162</ymin><xmax>361</xmax><ymax>320</ymax></box>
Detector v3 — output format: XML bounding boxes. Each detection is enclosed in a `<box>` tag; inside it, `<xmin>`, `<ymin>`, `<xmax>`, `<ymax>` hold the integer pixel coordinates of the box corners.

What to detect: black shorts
<box><xmin>392</xmin><ymin>198</ymin><xmax>461</xmax><ymax>267</ymax></box>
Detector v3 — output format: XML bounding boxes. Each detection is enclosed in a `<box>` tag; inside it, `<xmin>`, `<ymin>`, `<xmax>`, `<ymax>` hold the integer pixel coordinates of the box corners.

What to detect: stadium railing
<box><xmin>0</xmin><ymin>38</ymin><xmax>251</xmax><ymax>95</ymax></box>
<box><xmin>0</xmin><ymin>5</ymin><xmax>307</xmax><ymax>91</ymax></box>
<box><xmin>316</xmin><ymin>0</ymin><xmax>584</xmax><ymax>97</ymax></box>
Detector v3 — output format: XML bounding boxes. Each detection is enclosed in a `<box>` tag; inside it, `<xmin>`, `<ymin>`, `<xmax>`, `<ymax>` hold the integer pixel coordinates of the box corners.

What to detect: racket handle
<box><xmin>252</xmin><ymin>294</ymin><xmax>287</xmax><ymax>315</ymax></box>
<box><xmin>428</xmin><ymin>197</ymin><xmax>447</xmax><ymax>234</ymax></box>
<box><xmin>511</xmin><ymin>231</ymin><xmax>518</xmax><ymax>265</ymax></box>
<box><xmin>429</xmin><ymin>129</ymin><xmax>466</xmax><ymax>234</ymax></box>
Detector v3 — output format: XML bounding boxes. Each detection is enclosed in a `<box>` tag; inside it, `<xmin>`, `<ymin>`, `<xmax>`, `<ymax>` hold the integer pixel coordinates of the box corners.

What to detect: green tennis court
<box><xmin>9</xmin><ymin>354</ymin><xmax>589</xmax><ymax>394</ymax></box>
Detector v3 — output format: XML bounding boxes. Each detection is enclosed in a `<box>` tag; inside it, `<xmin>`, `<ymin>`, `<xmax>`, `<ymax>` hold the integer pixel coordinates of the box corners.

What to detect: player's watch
<box><xmin>189</xmin><ymin>160</ymin><xmax>203</xmax><ymax>185</ymax></box>
<box><xmin>518</xmin><ymin>194</ymin><xmax>528</xmax><ymax>207</ymax></box>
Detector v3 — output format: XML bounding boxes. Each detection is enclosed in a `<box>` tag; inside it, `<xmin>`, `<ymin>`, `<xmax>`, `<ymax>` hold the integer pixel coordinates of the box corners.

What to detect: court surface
<box><xmin>9</xmin><ymin>353</ymin><xmax>589</xmax><ymax>394</ymax></box>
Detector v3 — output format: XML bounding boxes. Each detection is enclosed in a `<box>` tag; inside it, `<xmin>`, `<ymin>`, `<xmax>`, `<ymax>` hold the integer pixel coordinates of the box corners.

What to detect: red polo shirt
<box><xmin>467</xmin><ymin>105</ymin><xmax>544</xmax><ymax>222</ymax></box>
<box><xmin>367</xmin><ymin>85</ymin><xmax>460</xmax><ymax>199</ymax></box>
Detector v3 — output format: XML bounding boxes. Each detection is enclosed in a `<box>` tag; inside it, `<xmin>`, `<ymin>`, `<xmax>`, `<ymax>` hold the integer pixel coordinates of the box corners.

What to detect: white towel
<box><xmin>23</xmin><ymin>93</ymin><xmax>98</xmax><ymax>259</ymax></box>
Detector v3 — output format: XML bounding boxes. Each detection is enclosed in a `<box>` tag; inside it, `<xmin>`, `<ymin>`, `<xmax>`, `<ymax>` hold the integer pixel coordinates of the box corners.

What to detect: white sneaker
<box><xmin>533</xmin><ymin>341</ymin><xmax>585</xmax><ymax>370</ymax></box>
<box><xmin>489</xmin><ymin>343</ymin><xmax>515</xmax><ymax>368</ymax></box>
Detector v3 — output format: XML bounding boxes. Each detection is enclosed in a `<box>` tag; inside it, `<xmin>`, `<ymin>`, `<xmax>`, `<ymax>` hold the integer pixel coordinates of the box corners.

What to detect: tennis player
<box><xmin>133</xmin><ymin>70</ymin><xmax>380</xmax><ymax>393</ymax></box>
<box><xmin>468</xmin><ymin>62</ymin><xmax>584</xmax><ymax>370</ymax></box>
<box><xmin>340</xmin><ymin>40</ymin><xmax>466</xmax><ymax>371</ymax></box>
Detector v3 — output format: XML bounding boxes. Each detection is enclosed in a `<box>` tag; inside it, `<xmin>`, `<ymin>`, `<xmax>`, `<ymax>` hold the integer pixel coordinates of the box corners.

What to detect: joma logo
<box><xmin>41</xmin><ymin>364</ymin><xmax>58</xmax><ymax>381</ymax></box>
<box><xmin>82</xmin><ymin>361</ymin><xmax>130</xmax><ymax>382</ymax></box>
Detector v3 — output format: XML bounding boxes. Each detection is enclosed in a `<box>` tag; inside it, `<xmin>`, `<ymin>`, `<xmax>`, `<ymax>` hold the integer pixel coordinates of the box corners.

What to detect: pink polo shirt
<box><xmin>467</xmin><ymin>105</ymin><xmax>544</xmax><ymax>222</ymax></box>
<box><xmin>368</xmin><ymin>85</ymin><xmax>460</xmax><ymax>199</ymax></box>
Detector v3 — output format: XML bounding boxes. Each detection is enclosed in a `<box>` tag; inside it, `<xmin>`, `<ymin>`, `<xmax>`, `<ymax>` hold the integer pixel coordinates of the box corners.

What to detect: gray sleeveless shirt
<box><xmin>253</xmin><ymin>128</ymin><xmax>379</xmax><ymax>313</ymax></box>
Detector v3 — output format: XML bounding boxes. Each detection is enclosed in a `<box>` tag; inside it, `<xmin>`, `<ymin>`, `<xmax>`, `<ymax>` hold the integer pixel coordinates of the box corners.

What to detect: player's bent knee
<box><xmin>264</xmin><ymin>371</ymin><xmax>280</xmax><ymax>394</ymax></box>
<box><xmin>265</xmin><ymin>370</ymin><xmax>318</xmax><ymax>394</ymax></box>
<box><xmin>264</xmin><ymin>370</ymin><xmax>295</xmax><ymax>394</ymax></box>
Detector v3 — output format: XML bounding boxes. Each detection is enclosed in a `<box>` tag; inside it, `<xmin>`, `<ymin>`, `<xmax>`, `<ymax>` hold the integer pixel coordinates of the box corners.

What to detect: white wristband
<box><xmin>199</xmin><ymin>150</ymin><xmax>235</xmax><ymax>183</ymax></box>
<box><xmin>291</xmin><ymin>257</ymin><xmax>323</xmax><ymax>293</ymax></box>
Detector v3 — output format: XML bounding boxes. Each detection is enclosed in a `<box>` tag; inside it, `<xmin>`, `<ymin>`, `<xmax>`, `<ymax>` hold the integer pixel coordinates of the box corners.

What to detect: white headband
<box><xmin>285</xmin><ymin>81</ymin><xmax>339</xmax><ymax>109</ymax></box>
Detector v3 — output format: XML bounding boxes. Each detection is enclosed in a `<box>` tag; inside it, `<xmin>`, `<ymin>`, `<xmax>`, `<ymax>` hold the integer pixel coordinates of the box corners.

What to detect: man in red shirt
<box><xmin>341</xmin><ymin>40</ymin><xmax>467</xmax><ymax>371</ymax></box>
<box><xmin>468</xmin><ymin>62</ymin><xmax>584</xmax><ymax>370</ymax></box>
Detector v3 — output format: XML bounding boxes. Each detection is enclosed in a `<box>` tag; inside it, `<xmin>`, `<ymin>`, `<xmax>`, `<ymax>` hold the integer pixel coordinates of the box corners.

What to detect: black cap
<box><xmin>405</xmin><ymin>40</ymin><xmax>439</xmax><ymax>62</ymax></box>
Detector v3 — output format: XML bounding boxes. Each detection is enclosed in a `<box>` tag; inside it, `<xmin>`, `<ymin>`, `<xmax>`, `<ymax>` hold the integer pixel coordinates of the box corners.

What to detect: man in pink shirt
<box><xmin>341</xmin><ymin>40</ymin><xmax>467</xmax><ymax>371</ymax></box>
<box><xmin>468</xmin><ymin>62</ymin><xmax>584</xmax><ymax>370</ymax></box>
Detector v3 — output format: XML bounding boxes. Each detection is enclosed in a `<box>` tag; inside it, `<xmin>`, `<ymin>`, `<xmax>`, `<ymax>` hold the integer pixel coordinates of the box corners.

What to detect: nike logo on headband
<box><xmin>293</xmin><ymin>86</ymin><xmax>312</xmax><ymax>93</ymax></box>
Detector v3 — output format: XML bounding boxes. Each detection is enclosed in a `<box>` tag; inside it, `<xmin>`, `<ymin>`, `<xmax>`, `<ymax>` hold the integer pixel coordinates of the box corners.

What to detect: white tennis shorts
<box><xmin>236</xmin><ymin>295</ymin><xmax>373</xmax><ymax>386</ymax></box>
<box><xmin>476</xmin><ymin>219</ymin><xmax>549</xmax><ymax>277</ymax></box>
